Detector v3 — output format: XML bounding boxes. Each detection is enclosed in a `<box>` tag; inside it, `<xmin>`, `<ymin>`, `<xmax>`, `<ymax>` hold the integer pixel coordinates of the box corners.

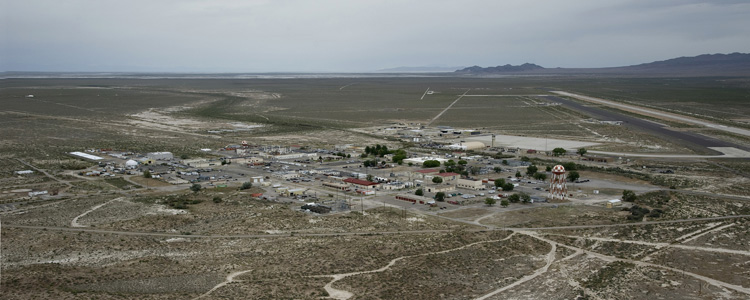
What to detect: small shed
<box><xmin>607</xmin><ymin>199</ymin><xmax>622</xmax><ymax>208</ymax></box>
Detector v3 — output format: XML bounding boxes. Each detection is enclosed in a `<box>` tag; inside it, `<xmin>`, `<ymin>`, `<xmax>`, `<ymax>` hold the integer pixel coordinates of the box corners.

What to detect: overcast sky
<box><xmin>2</xmin><ymin>0</ymin><xmax>749</xmax><ymax>72</ymax></box>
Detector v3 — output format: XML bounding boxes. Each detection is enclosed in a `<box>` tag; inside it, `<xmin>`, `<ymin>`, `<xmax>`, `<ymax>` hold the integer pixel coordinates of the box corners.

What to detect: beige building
<box><xmin>457</xmin><ymin>179</ymin><xmax>484</xmax><ymax>190</ymax></box>
<box><xmin>424</xmin><ymin>184</ymin><xmax>454</xmax><ymax>193</ymax></box>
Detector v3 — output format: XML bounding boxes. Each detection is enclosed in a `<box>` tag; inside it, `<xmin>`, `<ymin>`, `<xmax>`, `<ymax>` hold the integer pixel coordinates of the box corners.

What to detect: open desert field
<box><xmin>2</xmin><ymin>75</ymin><xmax>750</xmax><ymax>299</ymax></box>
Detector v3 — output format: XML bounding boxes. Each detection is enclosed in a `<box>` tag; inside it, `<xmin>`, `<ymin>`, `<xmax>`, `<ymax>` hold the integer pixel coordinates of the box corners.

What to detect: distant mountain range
<box><xmin>455</xmin><ymin>53</ymin><xmax>750</xmax><ymax>76</ymax></box>
<box><xmin>376</xmin><ymin>66</ymin><xmax>465</xmax><ymax>73</ymax></box>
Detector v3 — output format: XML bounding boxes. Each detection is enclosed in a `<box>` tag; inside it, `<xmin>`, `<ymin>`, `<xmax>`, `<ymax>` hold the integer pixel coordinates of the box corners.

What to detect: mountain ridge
<box><xmin>455</xmin><ymin>53</ymin><xmax>750</xmax><ymax>76</ymax></box>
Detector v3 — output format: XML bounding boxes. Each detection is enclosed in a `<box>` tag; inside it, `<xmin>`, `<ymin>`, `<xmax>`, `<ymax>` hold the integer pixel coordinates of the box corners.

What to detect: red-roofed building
<box><xmin>434</xmin><ymin>172</ymin><xmax>460</xmax><ymax>182</ymax></box>
<box><xmin>343</xmin><ymin>178</ymin><xmax>380</xmax><ymax>189</ymax></box>
<box><xmin>411</xmin><ymin>168</ymin><xmax>440</xmax><ymax>179</ymax></box>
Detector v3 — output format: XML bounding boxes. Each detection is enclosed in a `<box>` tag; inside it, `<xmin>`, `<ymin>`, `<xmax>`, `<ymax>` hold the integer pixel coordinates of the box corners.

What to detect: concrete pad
<box><xmin>464</xmin><ymin>134</ymin><xmax>599</xmax><ymax>150</ymax></box>
<box><xmin>709</xmin><ymin>147</ymin><xmax>750</xmax><ymax>158</ymax></box>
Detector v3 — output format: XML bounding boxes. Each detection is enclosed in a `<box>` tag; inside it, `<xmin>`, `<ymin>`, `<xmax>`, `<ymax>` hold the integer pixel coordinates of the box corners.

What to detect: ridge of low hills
<box><xmin>456</xmin><ymin>53</ymin><xmax>750</xmax><ymax>76</ymax></box>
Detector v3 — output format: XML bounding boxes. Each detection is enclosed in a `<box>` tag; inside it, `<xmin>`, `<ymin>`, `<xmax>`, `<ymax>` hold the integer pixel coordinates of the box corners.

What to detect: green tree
<box><xmin>423</xmin><ymin>160</ymin><xmax>441</xmax><ymax>168</ymax></box>
<box><xmin>526</xmin><ymin>165</ymin><xmax>538</xmax><ymax>176</ymax></box>
<box><xmin>190</xmin><ymin>183</ymin><xmax>202</xmax><ymax>193</ymax></box>
<box><xmin>444</xmin><ymin>160</ymin><xmax>456</xmax><ymax>167</ymax></box>
<box><xmin>520</xmin><ymin>156</ymin><xmax>530</xmax><ymax>162</ymax></box>
<box><xmin>500</xmin><ymin>199</ymin><xmax>509</xmax><ymax>207</ymax></box>
<box><xmin>622</xmin><ymin>190</ymin><xmax>637</xmax><ymax>202</ymax></box>
<box><xmin>533</xmin><ymin>173</ymin><xmax>547</xmax><ymax>181</ymax></box>
<box><xmin>546</xmin><ymin>165</ymin><xmax>552</xmax><ymax>172</ymax></box>
<box><xmin>470</xmin><ymin>166</ymin><xmax>480</xmax><ymax>175</ymax></box>
<box><xmin>366</xmin><ymin>174</ymin><xmax>374</xmax><ymax>182</ymax></box>
<box><xmin>502</xmin><ymin>182</ymin><xmax>514</xmax><ymax>191</ymax></box>
<box><xmin>508</xmin><ymin>193</ymin><xmax>520</xmax><ymax>203</ymax></box>
<box><xmin>485</xmin><ymin>197</ymin><xmax>496</xmax><ymax>206</ymax></box>
<box><xmin>493</xmin><ymin>167</ymin><xmax>502</xmax><ymax>173</ymax></box>
<box><xmin>520</xmin><ymin>193</ymin><xmax>531</xmax><ymax>203</ymax></box>
<box><xmin>415</xmin><ymin>188</ymin><xmax>424</xmax><ymax>196</ymax></box>
<box><xmin>515</xmin><ymin>171</ymin><xmax>522</xmax><ymax>177</ymax></box>
<box><xmin>435</xmin><ymin>192</ymin><xmax>445</xmax><ymax>202</ymax></box>
<box><xmin>552</xmin><ymin>147</ymin><xmax>567</xmax><ymax>156</ymax></box>
<box><xmin>143</xmin><ymin>170</ymin><xmax>152</xmax><ymax>179</ymax></box>
<box><xmin>502</xmin><ymin>160</ymin><xmax>508</xmax><ymax>165</ymax></box>
<box><xmin>432</xmin><ymin>176</ymin><xmax>443</xmax><ymax>184</ymax></box>
<box><xmin>240</xmin><ymin>182</ymin><xmax>253</xmax><ymax>190</ymax></box>
<box><xmin>577</xmin><ymin>148</ymin><xmax>588</xmax><ymax>157</ymax></box>
<box><xmin>458</xmin><ymin>160</ymin><xmax>468</xmax><ymax>166</ymax></box>
<box><xmin>563</xmin><ymin>162</ymin><xmax>577</xmax><ymax>171</ymax></box>
<box><xmin>567</xmin><ymin>171</ymin><xmax>580</xmax><ymax>182</ymax></box>
<box><xmin>494</xmin><ymin>178</ymin><xmax>506</xmax><ymax>189</ymax></box>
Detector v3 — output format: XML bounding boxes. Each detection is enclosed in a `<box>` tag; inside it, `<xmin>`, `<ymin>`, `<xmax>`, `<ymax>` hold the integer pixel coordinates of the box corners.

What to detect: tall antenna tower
<box><xmin>548</xmin><ymin>165</ymin><xmax>567</xmax><ymax>201</ymax></box>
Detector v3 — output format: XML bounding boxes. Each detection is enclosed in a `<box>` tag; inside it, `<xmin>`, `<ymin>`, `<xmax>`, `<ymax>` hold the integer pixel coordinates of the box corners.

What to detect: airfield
<box><xmin>1</xmin><ymin>75</ymin><xmax>750</xmax><ymax>299</ymax></box>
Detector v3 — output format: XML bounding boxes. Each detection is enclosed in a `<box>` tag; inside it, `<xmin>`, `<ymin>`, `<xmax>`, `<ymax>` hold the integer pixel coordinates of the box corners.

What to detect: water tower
<box><xmin>548</xmin><ymin>165</ymin><xmax>567</xmax><ymax>201</ymax></box>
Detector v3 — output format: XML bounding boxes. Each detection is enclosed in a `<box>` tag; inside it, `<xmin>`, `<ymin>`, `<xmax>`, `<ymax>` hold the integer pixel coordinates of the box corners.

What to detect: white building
<box><xmin>125</xmin><ymin>160</ymin><xmax>139</xmax><ymax>169</ymax></box>
<box><xmin>147</xmin><ymin>152</ymin><xmax>174</xmax><ymax>160</ymax></box>
<box><xmin>447</xmin><ymin>141</ymin><xmax>486</xmax><ymax>151</ymax></box>
<box><xmin>28</xmin><ymin>190</ymin><xmax>48</xmax><ymax>197</ymax></box>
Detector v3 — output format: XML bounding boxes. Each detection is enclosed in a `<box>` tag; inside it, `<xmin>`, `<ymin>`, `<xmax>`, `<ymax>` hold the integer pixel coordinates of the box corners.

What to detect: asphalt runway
<box><xmin>542</xmin><ymin>96</ymin><xmax>747</xmax><ymax>154</ymax></box>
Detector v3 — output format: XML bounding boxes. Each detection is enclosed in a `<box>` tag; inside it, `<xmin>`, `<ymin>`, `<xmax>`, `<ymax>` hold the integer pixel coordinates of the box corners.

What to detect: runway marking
<box><xmin>420</xmin><ymin>87</ymin><xmax>430</xmax><ymax>100</ymax></box>
<box><xmin>427</xmin><ymin>89</ymin><xmax>470</xmax><ymax>126</ymax></box>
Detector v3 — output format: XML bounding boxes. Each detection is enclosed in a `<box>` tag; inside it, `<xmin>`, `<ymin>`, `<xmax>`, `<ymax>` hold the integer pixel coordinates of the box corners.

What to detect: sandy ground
<box><xmin>465</xmin><ymin>134</ymin><xmax>599</xmax><ymax>150</ymax></box>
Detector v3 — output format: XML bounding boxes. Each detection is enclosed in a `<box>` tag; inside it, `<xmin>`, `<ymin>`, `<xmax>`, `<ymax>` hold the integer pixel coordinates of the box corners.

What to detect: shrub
<box><xmin>622</xmin><ymin>190</ymin><xmax>637</xmax><ymax>202</ymax></box>
<box><xmin>240</xmin><ymin>182</ymin><xmax>253</xmax><ymax>190</ymax></box>
<box><xmin>213</xmin><ymin>196</ymin><xmax>223</xmax><ymax>203</ymax></box>
<box><xmin>508</xmin><ymin>194</ymin><xmax>520</xmax><ymax>203</ymax></box>
<box><xmin>568</xmin><ymin>171</ymin><xmax>580</xmax><ymax>182</ymax></box>
<box><xmin>415</xmin><ymin>189</ymin><xmax>423</xmax><ymax>196</ymax></box>
<box><xmin>435</xmin><ymin>192</ymin><xmax>445</xmax><ymax>202</ymax></box>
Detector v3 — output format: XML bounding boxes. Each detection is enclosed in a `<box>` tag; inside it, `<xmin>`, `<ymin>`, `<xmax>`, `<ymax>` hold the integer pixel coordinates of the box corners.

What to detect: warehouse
<box><xmin>457</xmin><ymin>178</ymin><xmax>484</xmax><ymax>190</ymax></box>
<box><xmin>147</xmin><ymin>152</ymin><xmax>174</xmax><ymax>160</ymax></box>
<box><xmin>447</xmin><ymin>141</ymin><xmax>486</xmax><ymax>151</ymax></box>
<box><xmin>69</xmin><ymin>151</ymin><xmax>103</xmax><ymax>161</ymax></box>
<box><xmin>343</xmin><ymin>178</ymin><xmax>380</xmax><ymax>189</ymax></box>
<box><xmin>395</xmin><ymin>194</ymin><xmax>435</xmax><ymax>205</ymax></box>
<box><xmin>322</xmin><ymin>182</ymin><xmax>350</xmax><ymax>191</ymax></box>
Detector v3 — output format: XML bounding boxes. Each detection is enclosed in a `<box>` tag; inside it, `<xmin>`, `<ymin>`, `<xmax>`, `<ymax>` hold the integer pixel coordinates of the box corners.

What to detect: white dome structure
<box><xmin>125</xmin><ymin>159</ymin><xmax>138</xmax><ymax>169</ymax></box>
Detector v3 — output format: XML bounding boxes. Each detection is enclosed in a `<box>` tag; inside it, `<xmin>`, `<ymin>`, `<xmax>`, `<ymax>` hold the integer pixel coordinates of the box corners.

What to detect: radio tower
<box><xmin>548</xmin><ymin>165</ymin><xmax>567</xmax><ymax>201</ymax></box>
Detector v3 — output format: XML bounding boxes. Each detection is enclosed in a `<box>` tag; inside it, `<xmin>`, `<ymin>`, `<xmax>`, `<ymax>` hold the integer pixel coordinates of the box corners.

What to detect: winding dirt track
<box><xmin>529</xmin><ymin>233</ymin><xmax>750</xmax><ymax>296</ymax></box>
<box><xmin>474</xmin><ymin>238</ymin><xmax>556</xmax><ymax>300</ymax></box>
<box><xmin>193</xmin><ymin>269</ymin><xmax>253</xmax><ymax>299</ymax></box>
<box><xmin>71</xmin><ymin>197</ymin><xmax>123</xmax><ymax>227</ymax></box>
<box><xmin>311</xmin><ymin>233</ymin><xmax>517</xmax><ymax>300</ymax></box>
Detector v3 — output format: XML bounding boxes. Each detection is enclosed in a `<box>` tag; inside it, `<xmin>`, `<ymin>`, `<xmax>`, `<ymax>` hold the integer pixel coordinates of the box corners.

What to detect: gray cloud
<box><xmin>1</xmin><ymin>0</ymin><xmax>749</xmax><ymax>72</ymax></box>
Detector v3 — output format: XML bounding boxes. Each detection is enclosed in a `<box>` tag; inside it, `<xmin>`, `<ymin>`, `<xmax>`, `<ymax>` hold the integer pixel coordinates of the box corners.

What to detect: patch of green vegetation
<box><xmin>163</xmin><ymin>194</ymin><xmax>202</xmax><ymax>209</ymax></box>
<box><xmin>104</xmin><ymin>177</ymin><xmax>137</xmax><ymax>190</ymax></box>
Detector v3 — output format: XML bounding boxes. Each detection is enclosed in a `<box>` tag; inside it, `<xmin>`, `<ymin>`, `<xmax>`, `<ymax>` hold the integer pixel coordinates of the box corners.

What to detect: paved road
<box><xmin>542</xmin><ymin>95</ymin><xmax>748</xmax><ymax>155</ymax></box>
<box><xmin>553</xmin><ymin>91</ymin><xmax>750</xmax><ymax>138</ymax></box>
